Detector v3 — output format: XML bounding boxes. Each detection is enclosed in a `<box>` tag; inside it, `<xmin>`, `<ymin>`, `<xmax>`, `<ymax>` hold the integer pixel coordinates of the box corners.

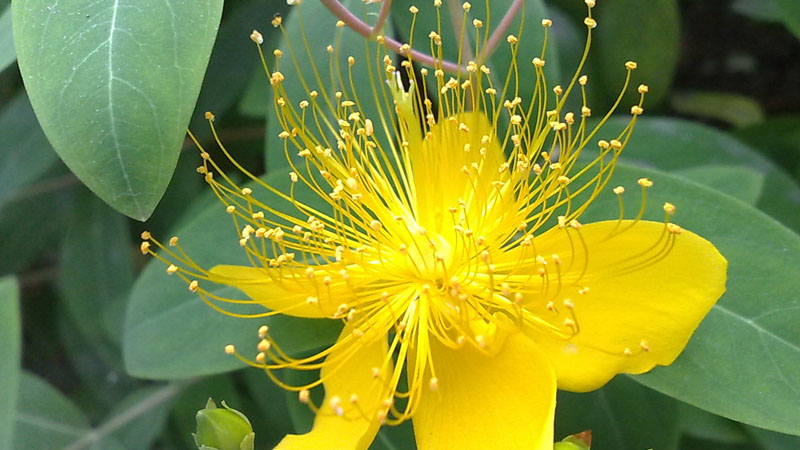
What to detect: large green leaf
<box><xmin>59</xmin><ymin>191</ymin><xmax>134</xmax><ymax>350</ymax></box>
<box><xmin>124</xmin><ymin>172</ymin><xmax>341</xmax><ymax>379</ymax></box>
<box><xmin>674</xmin><ymin>165</ymin><xmax>765</xmax><ymax>206</ymax></box>
<box><xmin>0</xmin><ymin>4</ymin><xmax>13</xmax><ymax>72</ymax></box>
<box><xmin>0</xmin><ymin>277</ymin><xmax>19</xmax><ymax>450</ymax></box>
<box><xmin>12</xmin><ymin>0</ymin><xmax>223</xmax><ymax>220</ymax></box>
<box><xmin>580</xmin><ymin>162</ymin><xmax>800</xmax><ymax>434</ymax></box>
<box><xmin>556</xmin><ymin>376</ymin><xmax>680</xmax><ymax>450</ymax></box>
<box><xmin>601</xmin><ymin>116</ymin><xmax>800</xmax><ymax>233</ymax></box>
<box><xmin>593</xmin><ymin>0</ymin><xmax>680</xmax><ymax>109</ymax></box>
<box><xmin>14</xmin><ymin>373</ymin><xmax>125</xmax><ymax>450</ymax></box>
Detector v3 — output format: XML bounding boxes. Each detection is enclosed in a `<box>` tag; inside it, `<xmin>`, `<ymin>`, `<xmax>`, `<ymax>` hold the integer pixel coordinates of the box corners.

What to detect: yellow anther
<box><xmin>613</xmin><ymin>186</ymin><xmax>625</xmax><ymax>195</ymax></box>
<box><xmin>610</xmin><ymin>139</ymin><xmax>623</xmax><ymax>150</ymax></box>
<box><xmin>625</xmin><ymin>61</ymin><xmax>638</xmax><ymax>70</ymax></box>
<box><xmin>409</xmin><ymin>5</ymin><xmax>419</xmax><ymax>13</ymax></box>
<box><xmin>224</xmin><ymin>344</ymin><xmax>235</xmax><ymax>354</ymax></box>
<box><xmin>139</xmin><ymin>241</ymin><xmax>150</xmax><ymax>254</ymax></box>
<box><xmin>506</xmin><ymin>34</ymin><xmax>518</xmax><ymax>44</ymax></box>
<box><xmin>623</xmin><ymin>348</ymin><xmax>633</xmax><ymax>356</ymax></box>
<box><xmin>429</xmin><ymin>377</ymin><xmax>439</xmax><ymax>391</ymax></box>
<box><xmin>226</xmin><ymin>205</ymin><xmax>236</xmax><ymax>214</ymax></box>
<box><xmin>598</xmin><ymin>140</ymin><xmax>610</xmax><ymax>149</ymax></box>
<box><xmin>258</xmin><ymin>325</ymin><xmax>269</xmax><ymax>338</ymax></box>
<box><xmin>638</xmin><ymin>178</ymin><xmax>653</xmax><ymax>188</ymax></box>
<box><xmin>257</xmin><ymin>339</ymin><xmax>271</xmax><ymax>352</ymax></box>
<box><xmin>188</xmin><ymin>280</ymin><xmax>199</xmax><ymax>292</ymax></box>
<box><xmin>273</xmin><ymin>49</ymin><xmax>283</xmax><ymax>58</ymax></box>
<box><xmin>584</xmin><ymin>17</ymin><xmax>597</xmax><ymax>28</ymax></box>
<box><xmin>638</xmin><ymin>84</ymin><xmax>649</xmax><ymax>94</ymax></box>
<box><xmin>581</xmin><ymin>106</ymin><xmax>592</xmax><ymax>116</ymax></box>
<box><xmin>579</xmin><ymin>75</ymin><xmax>588</xmax><ymax>85</ymax></box>
<box><xmin>169</xmin><ymin>236</ymin><xmax>179</xmax><ymax>246</ymax></box>
<box><xmin>473</xmin><ymin>19</ymin><xmax>483</xmax><ymax>28</ymax></box>
<box><xmin>255</xmin><ymin>352</ymin><xmax>266</xmax><ymax>363</ymax></box>
<box><xmin>640</xmin><ymin>340</ymin><xmax>651</xmax><ymax>352</ymax></box>
<box><xmin>140</xmin><ymin>231</ymin><xmax>151</xmax><ymax>240</ymax></box>
<box><xmin>663</xmin><ymin>202</ymin><xmax>676</xmax><ymax>215</ymax></box>
<box><xmin>299</xmin><ymin>390</ymin><xmax>310</xmax><ymax>403</ymax></box>
<box><xmin>336</xmin><ymin>20</ymin><xmax>345</xmax><ymax>28</ymax></box>
<box><xmin>585</xmin><ymin>0</ymin><xmax>596</xmax><ymax>7</ymax></box>
<box><xmin>631</xmin><ymin>105</ymin><xmax>644</xmax><ymax>115</ymax></box>
<box><xmin>541</xmin><ymin>18</ymin><xmax>552</xmax><ymax>27</ymax></box>
<box><xmin>532</xmin><ymin>57</ymin><xmax>545</xmax><ymax>67</ymax></box>
<box><xmin>370</xmin><ymin>220</ymin><xmax>382</xmax><ymax>231</ymax></box>
<box><xmin>204</xmin><ymin>111</ymin><xmax>215</xmax><ymax>121</ymax></box>
<box><xmin>553</xmin><ymin>85</ymin><xmax>563</xmax><ymax>95</ymax></box>
<box><xmin>563</xmin><ymin>299</ymin><xmax>575</xmax><ymax>309</ymax></box>
<box><xmin>667</xmin><ymin>223</ymin><xmax>683</xmax><ymax>234</ymax></box>
<box><xmin>434</xmin><ymin>0</ymin><xmax>442</xmax><ymax>6</ymax></box>
<box><xmin>271</xmin><ymin>15</ymin><xmax>282</xmax><ymax>27</ymax></box>
<box><xmin>249</xmin><ymin>30</ymin><xmax>263</xmax><ymax>44</ymax></box>
<box><xmin>166</xmin><ymin>264</ymin><xmax>178</xmax><ymax>274</ymax></box>
<box><xmin>462</xmin><ymin>1</ymin><xmax>471</xmax><ymax>10</ymax></box>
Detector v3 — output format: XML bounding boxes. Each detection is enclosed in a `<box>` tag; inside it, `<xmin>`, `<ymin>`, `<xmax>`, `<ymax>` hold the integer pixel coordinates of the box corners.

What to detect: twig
<box><xmin>319</xmin><ymin>0</ymin><xmax>464</xmax><ymax>73</ymax></box>
<box><xmin>478</xmin><ymin>0</ymin><xmax>523</xmax><ymax>64</ymax></box>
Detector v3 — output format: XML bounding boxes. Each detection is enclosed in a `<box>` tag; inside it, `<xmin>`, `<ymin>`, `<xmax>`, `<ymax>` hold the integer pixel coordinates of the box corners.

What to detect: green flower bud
<box><xmin>194</xmin><ymin>398</ymin><xmax>255</xmax><ymax>450</ymax></box>
<box><xmin>555</xmin><ymin>431</ymin><xmax>591</xmax><ymax>450</ymax></box>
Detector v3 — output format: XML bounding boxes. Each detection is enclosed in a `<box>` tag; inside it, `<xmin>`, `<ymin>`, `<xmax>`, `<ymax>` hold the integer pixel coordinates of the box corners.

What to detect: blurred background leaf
<box><xmin>0</xmin><ymin>277</ymin><xmax>20</xmax><ymax>450</ymax></box>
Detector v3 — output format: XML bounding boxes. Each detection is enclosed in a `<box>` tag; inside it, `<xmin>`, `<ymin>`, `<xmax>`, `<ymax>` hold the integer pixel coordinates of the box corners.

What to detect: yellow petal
<box><xmin>413</xmin><ymin>331</ymin><xmax>556</xmax><ymax>450</ymax></box>
<box><xmin>521</xmin><ymin>220</ymin><xmax>727</xmax><ymax>392</ymax></box>
<box><xmin>276</xmin><ymin>325</ymin><xmax>389</xmax><ymax>450</ymax></box>
<box><xmin>209</xmin><ymin>264</ymin><xmax>356</xmax><ymax>318</ymax></box>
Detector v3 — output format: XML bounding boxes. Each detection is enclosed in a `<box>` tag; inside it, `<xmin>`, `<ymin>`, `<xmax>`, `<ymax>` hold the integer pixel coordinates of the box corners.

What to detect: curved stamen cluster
<box><xmin>140</xmin><ymin>0</ymin><xmax>684</xmax><ymax>425</ymax></box>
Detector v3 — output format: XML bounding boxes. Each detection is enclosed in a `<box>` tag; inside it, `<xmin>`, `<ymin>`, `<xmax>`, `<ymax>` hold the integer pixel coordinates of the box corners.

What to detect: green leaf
<box><xmin>241</xmin><ymin>369</ymin><xmax>294</xmax><ymax>448</ymax></box>
<box><xmin>745</xmin><ymin>426</ymin><xmax>800</xmax><ymax>449</ymax></box>
<box><xmin>0</xmin><ymin>4</ymin><xmax>14</xmax><ymax>72</ymax></box>
<box><xmin>773</xmin><ymin>0</ymin><xmax>800</xmax><ymax>40</ymax></box>
<box><xmin>12</xmin><ymin>0</ymin><xmax>223</xmax><ymax>220</ymax></box>
<box><xmin>0</xmin><ymin>277</ymin><xmax>20</xmax><ymax>450</ymax></box>
<box><xmin>581</xmin><ymin>162</ymin><xmax>800</xmax><ymax>434</ymax></box>
<box><xmin>679</xmin><ymin>404</ymin><xmax>749</xmax><ymax>445</ymax></box>
<box><xmin>732</xmin><ymin>0</ymin><xmax>783</xmax><ymax>23</ymax></box>
<box><xmin>263</xmin><ymin>0</ymin><xmax>394</xmax><ymax>173</ymax></box>
<box><xmin>105</xmin><ymin>384</ymin><xmax>181</xmax><ymax>450</ymax></box>
<box><xmin>0</xmin><ymin>93</ymin><xmax>59</xmax><ymax>210</ymax></box>
<box><xmin>124</xmin><ymin>172</ymin><xmax>342</xmax><ymax>379</ymax></box>
<box><xmin>0</xmin><ymin>170</ymin><xmax>73</xmax><ymax>275</ymax></box>
<box><xmin>674</xmin><ymin>165</ymin><xmax>765</xmax><ymax>206</ymax></box>
<box><xmin>601</xmin><ymin>116</ymin><xmax>800</xmax><ymax>233</ymax></box>
<box><xmin>593</xmin><ymin>0</ymin><xmax>680</xmax><ymax>108</ymax></box>
<box><xmin>556</xmin><ymin>377</ymin><xmax>679</xmax><ymax>450</ymax></box>
<box><xmin>59</xmin><ymin>190</ymin><xmax>134</xmax><ymax>348</ymax></box>
<box><xmin>733</xmin><ymin>115</ymin><xmax>800</xmax><ymax>176</ymax></box>
<box><xmin>670</xmin><ymin>91</ymin><xmax>765</xmax><ymax>128</ymax></box>
<box><xmin>14</xmin><ymin>372</ymin><xmax>125</xmax><ymax>450</ymax></box>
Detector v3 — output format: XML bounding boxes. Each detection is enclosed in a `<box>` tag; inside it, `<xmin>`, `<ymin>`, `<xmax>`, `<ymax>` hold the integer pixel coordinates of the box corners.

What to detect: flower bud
<box><xmin>194</xmin><ymin>398</ymin><xmax>255</xmax><ymax>450</ymax></box>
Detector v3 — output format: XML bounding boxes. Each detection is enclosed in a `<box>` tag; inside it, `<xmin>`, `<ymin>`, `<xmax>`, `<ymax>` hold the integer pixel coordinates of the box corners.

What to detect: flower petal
<box><xmin>521</xmin><ymin>220</ymin><xmax>727</xmax><ymax>392</ymax></box>
<box><xmin>412</xmin><ymin>331</ymin><xmax>556</xmax><ymax>450</ymax></box>
<box><xmin>209</xmin><ymin>264</ymin><xmax>357</xmax><ymax>318</ymax></box>
<box><xmin>276</xmin><ymin>325</ymin><xmax>389</xmax><ymax>450</ymax></box>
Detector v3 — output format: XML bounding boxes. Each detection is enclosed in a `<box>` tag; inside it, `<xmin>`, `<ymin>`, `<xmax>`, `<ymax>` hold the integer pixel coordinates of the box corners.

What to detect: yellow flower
<box><xmin>143</xmin><ymin>2</ymin><xmax>726</xmax><ymax>449</ymax></box>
